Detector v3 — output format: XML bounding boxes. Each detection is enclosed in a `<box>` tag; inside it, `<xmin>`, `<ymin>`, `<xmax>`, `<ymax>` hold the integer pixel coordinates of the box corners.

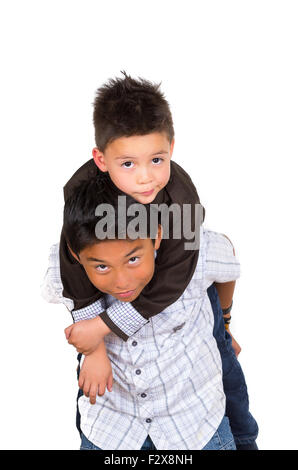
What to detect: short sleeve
<box><xmin>41</xmin><ymin>243</ymin><xmax>75</xmax><ymax>311</ymax></box>
<box><xmin>204</xmin><ymin>229</ymin><xmax>240</xmax><ymax>285</ymax></box>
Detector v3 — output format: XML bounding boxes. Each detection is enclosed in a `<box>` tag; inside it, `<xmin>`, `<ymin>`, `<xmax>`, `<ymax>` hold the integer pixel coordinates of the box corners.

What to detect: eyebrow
<box><xmin>86</xmin><ymin>245</ymin><xmax>143</xmax><ymax>263</ymax></box>
<box><xmin>115</xmin><ymin>150</ymin><xmax>168</xmax><ymax>160</ymax></box>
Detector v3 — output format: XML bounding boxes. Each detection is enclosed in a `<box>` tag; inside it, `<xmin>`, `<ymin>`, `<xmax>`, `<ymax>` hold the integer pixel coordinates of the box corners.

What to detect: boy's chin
<box><xmin>109</xmin><ymin>288</ymin><xmax>140</xmax><ymax>302</ymax></box>
<box><xmin>133</xmin><ymin>194</ymin><xmax>156</xmax><ymax>204</ymax></box>
<box><xmin>114</xmin><ymin>293</ymin><xmax>139</xmax><ymax>302</ymax></box>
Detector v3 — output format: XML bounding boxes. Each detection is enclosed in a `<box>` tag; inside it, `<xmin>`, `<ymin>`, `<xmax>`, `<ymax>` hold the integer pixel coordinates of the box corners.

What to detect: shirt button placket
<box><xmin>137</xmin><ymin>384</ymin><xmax>153</xmax><ymax>425</ymax></box>
<box><xmin>130</xmin><ymin>340</ymin><xmax>141</xmax><ymax>366</ymax></box>
<box><xmin>130</xmin><ymin>342</ymin><xmax>153</xmax><ymax>424</ymax></box>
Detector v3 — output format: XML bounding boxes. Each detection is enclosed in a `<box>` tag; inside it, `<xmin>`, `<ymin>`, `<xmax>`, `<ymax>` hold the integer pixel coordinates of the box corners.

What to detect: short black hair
<box><xmin>63</xmin><ymin>173</ymin><xmax>156</xmax><ymax>256</ymax></box>
<box><xmin>93</xmin><ymin>71</ymin><xmax>174</xmax><ymax>151</ymax></box>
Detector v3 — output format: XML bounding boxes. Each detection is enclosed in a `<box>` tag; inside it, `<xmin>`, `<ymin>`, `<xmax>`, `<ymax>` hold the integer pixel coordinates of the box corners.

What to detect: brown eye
<box><xmin>128</xmin><ymin>256</ymin><xmax>139</xmax><ymax>264</ymax></box>
<box><xmin>96</xmin><ymin>264</ymin><xmax>108</xmax><ymax>272</ymax></box>
<box><xmin>122</xmin><ymin>161</ymin><xmax>134</xmax><ymax>168</ymax></box>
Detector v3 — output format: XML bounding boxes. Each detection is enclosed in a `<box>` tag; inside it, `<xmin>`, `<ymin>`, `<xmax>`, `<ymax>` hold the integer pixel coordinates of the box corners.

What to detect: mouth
<box><xmin>115</xmin><ymin>289</ymin><xmax>136</xmax><ymax>299</ymax></box>
<box><xmin>139</xmin><ymin>188</ymin><xmax>154</xmax><ymax>197</ymax></box>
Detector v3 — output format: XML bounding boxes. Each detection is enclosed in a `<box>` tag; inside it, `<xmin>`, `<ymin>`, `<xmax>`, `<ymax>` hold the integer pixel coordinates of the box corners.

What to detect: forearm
<box><xmin>65</xmin><ymin>316</ymin><xmax>111</xmax><ymax>356</ymax></box>
<box><xmin>214</xmin><ymin>280</ymin><xmax>242</xmax><ymax>356</ymax></box>
<box><xmin>213</xmin><ymin>280</ymin><xmax>236</xmax><ymax>311</ymax></box>
<box><xmin>86</xmin><ymin>337</ymin><xmax>108</xmax><ymax>357</ymax></box>
<box><xmin>79</xmin><ymin>338</ymin><xmax>113</xmax><ymax>403</ymax></box>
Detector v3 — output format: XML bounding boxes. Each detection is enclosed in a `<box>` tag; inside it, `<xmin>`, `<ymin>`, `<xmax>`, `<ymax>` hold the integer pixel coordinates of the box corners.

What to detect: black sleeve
<box><xmin>59</xmin><ymin>159</ymin><xmax>104</xmax><ymax>309</ymax></box>
<box><xmin>59</xmin><ymin>159</ymin><xmax>204</xmax><ymax>332</ymax></box>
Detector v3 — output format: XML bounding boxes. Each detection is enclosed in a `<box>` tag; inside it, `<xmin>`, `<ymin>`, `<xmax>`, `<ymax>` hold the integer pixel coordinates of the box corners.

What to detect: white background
<box><xmin>0</xmin><ymin>0</ymin><xmax>297</xmax><ymax>450</ymax></box>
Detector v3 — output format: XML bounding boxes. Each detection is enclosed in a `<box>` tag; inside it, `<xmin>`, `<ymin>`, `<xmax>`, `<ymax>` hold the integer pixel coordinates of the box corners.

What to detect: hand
<box><xmin>79</xmin><ymin>342</ymin><xmax>113</xmax><ymax>405</ymax></box>
<box><xmin>227</xmin><ymin>329</ymin><xmax>242</xmax><ymax>357</ymax></box>
<box><xmin>64</xmin><ymin>316</ymin><xmax>111</xmax><ymax>355</ymax></box>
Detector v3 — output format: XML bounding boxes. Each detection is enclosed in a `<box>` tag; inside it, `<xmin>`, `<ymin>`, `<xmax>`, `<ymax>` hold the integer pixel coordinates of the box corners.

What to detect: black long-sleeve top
<box><xmin>59</xmin><ymin>159</ymin><xmax>204</xmax><ymax>340</ymax></box>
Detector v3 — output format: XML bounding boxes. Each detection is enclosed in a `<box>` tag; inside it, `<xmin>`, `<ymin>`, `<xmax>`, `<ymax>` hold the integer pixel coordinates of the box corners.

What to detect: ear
<box><xmin>67</xmin><ymin>244</ymin><xmax>81</xmax><ymax>263</ymax></box>
<box><xmin>154</xmin><ymin>224</ymin><xmax>163</xmax><ymax>251</ymax></box>
<box><xmin>92</xmin><ymin>147</ymin><xmax>108</xmax><ymax>172</ymax></box>
<box><xmin>169</xmin><ymin>138</ymin><xmax>175</xmax><ymax>158</ymax></box>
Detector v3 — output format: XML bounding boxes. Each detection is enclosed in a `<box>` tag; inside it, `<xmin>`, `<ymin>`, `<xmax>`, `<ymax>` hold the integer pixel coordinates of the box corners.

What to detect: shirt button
<box><xmin>135</xmin><ymin>369</ymin><xmax>141</xmax><ymax>375</ymax></box>
<box><xmin>132</xmin><ymin>341</ymin><xmax>138</xmax><ymax>346</ymax></box>
<box><xmin>146</xmin><ymin>418</ymin><xmax>152</xmax><ymax>423</ymax></box>
<box><xmin>141</xmin><ymin>393</ymin><xmax>147</xmax><ymax>398</ymax></box>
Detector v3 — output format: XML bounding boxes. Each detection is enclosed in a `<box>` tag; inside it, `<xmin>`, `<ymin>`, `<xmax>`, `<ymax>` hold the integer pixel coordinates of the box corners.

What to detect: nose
<box><xmin>114</xmin><ymin>270</ymin><xmax>132</xmax><ymax>292</ymax></box>
<box><xmin>137</xmin><ymin>166</ymin><xmax>153</xmax><ymax>185</ymax></box>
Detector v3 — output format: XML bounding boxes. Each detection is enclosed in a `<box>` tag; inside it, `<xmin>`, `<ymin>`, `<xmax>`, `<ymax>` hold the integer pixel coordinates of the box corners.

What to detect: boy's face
<box><xmin>92</xmin><ymin>132</ymin><xmax>174</xmax><ymax>204</ymax></box>
<box><xmin>70</xmin><ymin>229</ymin><xmax>162</xmax><ymax>303</ymax></box>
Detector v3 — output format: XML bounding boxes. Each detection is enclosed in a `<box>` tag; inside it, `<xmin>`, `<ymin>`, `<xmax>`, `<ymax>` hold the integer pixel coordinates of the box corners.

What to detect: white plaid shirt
<box><xmin>41</xmin><ymin>228</ymin><xmax>240</xmax><ymax>450</ymax></box>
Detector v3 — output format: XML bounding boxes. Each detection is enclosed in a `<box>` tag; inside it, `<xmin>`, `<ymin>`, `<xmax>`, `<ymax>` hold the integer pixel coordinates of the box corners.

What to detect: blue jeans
<box><xmin>80</xmin><ymin>433</ymin><xmax>156</xmax><ymax>450</ymax></box>
<box><xmin>80</xmin><ymin>416</ymin><xmax>236</xmax><ymax>450</ymax></box>
<box><xmin>207</xmin><ymin>284</ymin><xmax>259</xmax><ymax>450</ymax></box>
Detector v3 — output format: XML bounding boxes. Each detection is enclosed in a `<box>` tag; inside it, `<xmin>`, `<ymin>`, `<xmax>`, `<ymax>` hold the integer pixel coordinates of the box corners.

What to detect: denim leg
<box><xmin>202</xmin><ymin>416</ymin><xmax>236</xmax><ymax>450</ymax></box>
<box><xmin>79</xmin><ymin>433</ymin><xmax>155</xmax><ymax>450</ymax></box>
<box><xmin>80</xmin><ymin>433</ymin><xmax>102</xmax><ymax>450</ymax></box>
<box><xmin>236</xmin><ymin>441</ymin><xmax>259</xmax><ymax>450</ymax></box>
<box><xmin>140</xmin><ymin>435</ymin><xmax>156</xmax><ymax>450</ymax></box>
<box><xmin>207</xmin><ymin>284</ymin><xmax>259</xmax><ymax>448</ymax></box>
<box><xmin>221</xmin><ymin>348</ymin><xmax>259</xmax><ymax>447</ymax></box>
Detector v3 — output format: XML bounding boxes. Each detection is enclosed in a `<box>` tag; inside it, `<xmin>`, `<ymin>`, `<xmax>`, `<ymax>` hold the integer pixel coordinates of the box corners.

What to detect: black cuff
<box><xmin>99</xmin><ymin>310</ymin><xmax>129</xmax><ymax>342</ymax></box>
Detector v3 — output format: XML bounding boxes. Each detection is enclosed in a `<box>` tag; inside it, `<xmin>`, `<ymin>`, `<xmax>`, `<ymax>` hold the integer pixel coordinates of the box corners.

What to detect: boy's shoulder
<box><xmin>168</xmin><ymin>161</ymin><xmax>205</xmax><ymax>223</ymax></box>
<box><xmin>63</xmin><ymin>159</ymin><xmax>99</xmax><ymax>202</ymax></box>
<box><xmin>167</xmin><ymin>161</ymin><xmax>200</xmax><ymax>204</ymax></box>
